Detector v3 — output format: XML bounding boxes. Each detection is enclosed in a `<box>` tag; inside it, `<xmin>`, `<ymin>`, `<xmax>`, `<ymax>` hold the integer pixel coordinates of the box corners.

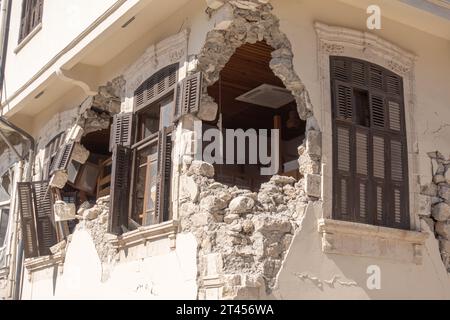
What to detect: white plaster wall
<box><xmin>21</xmin><ymin>229</ymin><xmax>198</xmax><ymax>300</ymax></box>
<box><xmin>272</xmin><ymin>202</ymin><xmax>450</xmax><ymax>300</ymax></box>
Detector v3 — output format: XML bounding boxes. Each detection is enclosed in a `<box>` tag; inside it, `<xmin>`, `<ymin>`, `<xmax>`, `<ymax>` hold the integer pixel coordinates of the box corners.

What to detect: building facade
<box><xmin>0</xmin><ymin>0</ymin><xmax>449</xmax><ymax>300</ymax></box>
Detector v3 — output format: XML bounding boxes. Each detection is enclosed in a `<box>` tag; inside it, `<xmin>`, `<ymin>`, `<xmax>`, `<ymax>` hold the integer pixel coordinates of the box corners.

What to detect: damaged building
<box><xmin>0</xmin><ymin>0</ymin><xmax>449</xmax><ymax>300</ymax></box>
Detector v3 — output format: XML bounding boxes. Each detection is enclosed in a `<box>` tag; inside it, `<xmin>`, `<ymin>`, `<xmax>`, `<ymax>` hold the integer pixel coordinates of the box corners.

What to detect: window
<box><xmin>19</xmin><ymin>0</ymin><xmax>43</xmax><ymax>43</ymax></box>
<box><xmin>43</xmin><ymin>132</ymin><xmax>66</xmax><ymax>180</ymax></box>
<box><xmin>109</xmin><ymin>63</ymin><xmax>182</xmax><ymax>234</ymax></box>
<box><xmin>0</xmin><ymin>207</ymin><xmax>10</xmax><ymax>248</ymax></box>
<box><xmin>331</xmin><ymin>56</ymin><xmax>409</xmax><ymax>230</ymax></box>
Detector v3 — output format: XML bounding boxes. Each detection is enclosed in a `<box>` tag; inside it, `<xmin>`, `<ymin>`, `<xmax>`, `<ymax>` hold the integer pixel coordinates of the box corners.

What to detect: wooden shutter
<box><xmin>335</xmin><ymin>83</ymin><xmax>353</xmax><ymax>121</ymax></box>
<box><xmin>32</xmin><ymin>181</ymin><xmax>57</xmax><ymax>256</ymax></box>
<box><xmin>109</xmin><ymin>145</ymin><xmax>132</xmax><ymax>234</ymax></box>
<box><xmin>134</xmin><ymin>63</ymin><xmax>178</xmax><ymax>111</ymax></box>
<box><xmin>181</xmin><ymin>72</ymin><xmax>202</xmax><ymax>115</ymax></box>
<box><xmin>109</xmin><ymin>113</ymin><xmax>134</xmax><ymax>152</ymax></box>
<box><xmin>154</xmin><ymin>128</ymin><xmax>173</xmax><ymax>224</ymax></box>
<box><xmin>18</xmin><ymin>183</ymin><xmax>39</xmax><ymax>258</ymax></box>
<box><xmin>331</xmin><ymin>57</ymin><xmax>409</xmax><ymax>230</ymax></box>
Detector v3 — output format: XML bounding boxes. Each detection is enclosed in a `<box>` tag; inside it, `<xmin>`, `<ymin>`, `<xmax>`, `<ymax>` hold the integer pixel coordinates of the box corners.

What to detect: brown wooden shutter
<box><xmin>335</xmin><ymin>83</ymin><xmax>353</xmax><ymax>121</ymax></box>
<box><xmin>109</xmin><ymin>113</ymin><xmax>134</xmax><ymax>152</ymax></box>
<box><xmin>18</xmin><ymin>182</ymin><xmax>39</xmax><ymax>258</ymax></box>
<box><xmin>154</xmin><ymin>128</ymin><xmax>173</xmax><ymax>224</ymax></box>
<box><xmin>109</xmin><ymin>145</ymin><xmax>132</xmax><ymax>234</ymax></box>
<box><xmin>32</xmin><ymin>181</ymin><xmax>57</xmax><ymax>256</ymax></box>
<box><xmin>181</xmin><ymin>72</ymin><xmax>202</xmax><ymax>115</ymax></box>
<box><xmin>51</xmin><ymin>142</ymin><xmax>75</xmax><ymax>174</ymax></box>
<box><xmin>134</xmin><ymin>63</ymin><xmax>178</xmax><ymax>110</ymax></box>
<box><xmin>331</xmin><ymin>56</ymin><xmax>409</xmax><ymax>230</ymax></box>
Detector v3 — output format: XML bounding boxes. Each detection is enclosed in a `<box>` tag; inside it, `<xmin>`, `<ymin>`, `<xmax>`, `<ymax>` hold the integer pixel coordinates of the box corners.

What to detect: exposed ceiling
<box><xmin>207</xmin><ymin>41</ymin><xmax>304</xmax><ymax>140</ymax></box>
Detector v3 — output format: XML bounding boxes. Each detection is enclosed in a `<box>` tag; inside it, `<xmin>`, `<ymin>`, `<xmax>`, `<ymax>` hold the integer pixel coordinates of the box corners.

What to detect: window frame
<box><xmin>18</xmin><ymin>0</ymin><xmax>44</xmax><ymax>44</ymax></box>
<box><xmin>330</xmin><ymin>56</ymin><xmax>410</xmax><ymax>230</ymax></box>
<box><xmin>129</xmin><ymin>94</ymin><xmax>175</xmax><ymax>227</ymax></box>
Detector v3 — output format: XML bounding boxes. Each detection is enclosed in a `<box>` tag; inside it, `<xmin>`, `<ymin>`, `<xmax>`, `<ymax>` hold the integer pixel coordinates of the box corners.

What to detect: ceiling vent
<box><xmin>236</xmin><ymin>84</ymin><xmax>295</xmax><ymax>109</ymax></box>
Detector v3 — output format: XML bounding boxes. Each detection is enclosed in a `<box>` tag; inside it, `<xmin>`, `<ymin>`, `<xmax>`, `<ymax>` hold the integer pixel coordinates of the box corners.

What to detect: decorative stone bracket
<box><xmin>108</xmin><ymin>220</ymin><xmax>179</xmax><ymax>251</ymax></box>
<box><xmin>318</xmin><ymin>219</ymin><xmax>428</xmax><ymax>265</ymax></box>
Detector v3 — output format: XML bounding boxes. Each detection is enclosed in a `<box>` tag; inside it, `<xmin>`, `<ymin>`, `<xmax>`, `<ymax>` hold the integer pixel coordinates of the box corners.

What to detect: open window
<box><xmin>205</xmin><ymin>41</ymin><xmax>306</xmax><ymax>191</ymax></box>
<box><xmin>109</xmin><ymin>64</ymin><xmax>178</xmax><ymax>234</ymax></box>
<box><xmin>330</xmin><ymin>56</ymin><xmax>409</xmax><ymax>230</ymax></box>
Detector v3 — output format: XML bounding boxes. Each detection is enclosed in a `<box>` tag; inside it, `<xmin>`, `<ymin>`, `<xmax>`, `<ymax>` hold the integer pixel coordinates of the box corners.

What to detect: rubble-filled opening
<box><xmin>54</xmin><ymin>127</ymin><xmax>112</xmax><ymax>235</ymax></box>
<box><xmin>204</xmin><ymin>41</ymin><xmax>306</xmax><ymax>191</ymax></box>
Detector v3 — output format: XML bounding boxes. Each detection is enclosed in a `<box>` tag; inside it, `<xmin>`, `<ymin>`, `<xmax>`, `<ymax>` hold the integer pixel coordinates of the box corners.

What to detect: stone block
<box><xmin>306</xmin><ymin>174</ymin><xmax>321</xmax><ymax>198</ymax></box>
<box><xmin>188</xmin><ymin>160</ymin><xmax>215</xmax><ymax>178</ymax></box>
<box><xmin>71</xmin><ymin>143</ymin><xmax>90</xmax><ymax>164</ymax></box>
<box><xmin>432</xmin><ymin>202</ymin><xmax>450</xmax><ymax>221</ymax></box>
<box><xmin>200</xmin><ymin>195</ymin><xmax>227</xmax><ymax>213</ymax></box>
<box><xmin>229</xmin><ymin>196</ymin><xmax>255</xmax><ymax>215</ymax></box>
<box><xmin>197</xmin><ymin>96</ymin><xmax>218</xmax><ymax>122</ymax></box>
<box><xmin>54</xmin><ymin>201</ymin><xmax>76</xmax><ymax>222</ymax></box>
<box><xmin>418</xmin><ymin>194</ymin><xmax>432</xmax><ymax>217</ymax></box>
<box><xmin>436</xmin><ymin>222</ymin><xmax>450</xmax><ymax>239</ymax></box>
<box><xmin>49</xmin><ymin>170</ymin><xmax>68</xmax><ymax>189</ymax></box>
<box><xmin>180</xmin><ymin>175</ymin><xmax>200</xmax><ymax>203</ymax></box>
<box><xmin>306</xmin><ymin>130</ymin><xmax>322</xmax><ymax>160</ymax></box>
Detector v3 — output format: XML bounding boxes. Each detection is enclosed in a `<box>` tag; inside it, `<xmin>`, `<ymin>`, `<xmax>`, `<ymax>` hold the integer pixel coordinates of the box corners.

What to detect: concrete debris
<box><xmin>229</xmin><ymin>196</ymin><xmax>255</xmax><ymax>214</ymax></box>
<box><xmin>197</xmin><ymin>95</ymin><xmax>219</xmax><ymax>121</ymax></box>
<box><xmin>54</xmin><ymin>201</ymin><xmax>76</xmax><ymax>222</ymax></box>
<box><xmin>188</xmin><ymin>160</ymin><xmax>215</xmax><ymax>178</ymax></box>
<box><xmin>71</xmin><ymin>143</ymin><xmax>90</xmax><ymax>164</ymax></box>
<box><xmin>49</xmin><ymin>171</ymin><xmax>69</xmax><ymax>189</ymax></box>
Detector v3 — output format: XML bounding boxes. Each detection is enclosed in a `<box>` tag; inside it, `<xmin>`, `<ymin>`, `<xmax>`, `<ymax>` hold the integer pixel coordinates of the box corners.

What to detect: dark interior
<box><xmin>206</xmin><ymin>41</ymin><xmax>306</xmax><ymax>191</ymax></box>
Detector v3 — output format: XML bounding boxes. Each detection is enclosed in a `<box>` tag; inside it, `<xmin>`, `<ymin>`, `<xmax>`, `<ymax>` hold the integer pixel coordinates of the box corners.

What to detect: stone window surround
<box><xmin>14</xmin><ymin>23</ymin><xmax>42</xmax><ymax>54</ymax></box>
<box><xmin>315</xmin><ymin>22</ymin><xmax>420</xmax><ymax>230</ymax></box>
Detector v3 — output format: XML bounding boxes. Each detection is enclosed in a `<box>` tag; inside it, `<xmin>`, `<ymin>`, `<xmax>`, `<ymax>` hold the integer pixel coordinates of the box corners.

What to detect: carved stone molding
<box><xmin>122</xmin><ymin>29</ymin><xmax>189</xmax><ymax>112</ymax></box>
<box><xmin>315</xmin><ymin>22</ymin><xmax>416</xmax><ymax>75</ymax></box>
<box><xmin>318</xmin><ymin>219</ymin><xmax>428</xmax><ymax>264</ymax></box>
<box><xmin>108</xmin><ymin>220</ymin><xmax>179</xmax><ymax>251</ymax></box>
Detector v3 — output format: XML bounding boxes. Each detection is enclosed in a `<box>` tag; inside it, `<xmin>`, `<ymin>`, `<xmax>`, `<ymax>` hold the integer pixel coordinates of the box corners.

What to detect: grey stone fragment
<box><xmin>432</xmin><ymin>203</ymin><xmax>450</xmax><ymax>221</ymax></box>
<box><xmin>188</xmin><ymin>161</ymin><xmax>215</xmax><ymax>178</ymax></box>
<box><xmin>49</xmin><ymin>170</ymin><xmax>68</xmax><ymax>189</ymax></box>
<box><xmin>229</xmin><ymin>196</ymin><xmax>255</xmax><ymax>215</ymax></box>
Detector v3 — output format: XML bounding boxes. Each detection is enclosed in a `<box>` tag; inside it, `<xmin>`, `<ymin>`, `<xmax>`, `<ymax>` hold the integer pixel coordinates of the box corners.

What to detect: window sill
<box><xmin>317</xmin><ymin>219</ymin><xmax>428</xmax><ymax>264</ymax></box>
<box><xmin>23</xmin><ymin>251</ymin><xmax>65</xmax><ymax>280</ymax></box>
<box><xmin>14</xmin><ymin>23</ymin><xmax>42</xmax><ymax>54</ymax></box>
<box><xmin>108</xmin><ymin>220</ymin><xmax>179</xmax><ymax>250</ymax></box>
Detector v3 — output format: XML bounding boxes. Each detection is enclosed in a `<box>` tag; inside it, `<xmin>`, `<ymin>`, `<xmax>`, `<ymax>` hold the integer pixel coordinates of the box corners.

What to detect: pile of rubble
<box><xmin>179</xmin><ymin>160</ymin><xmax>310</xmax><ymax>299</ymax></box>
<box><xmin>419</xmin><ymin>151</ymin><xmax>450</xmax><ymax>272</ymax></box>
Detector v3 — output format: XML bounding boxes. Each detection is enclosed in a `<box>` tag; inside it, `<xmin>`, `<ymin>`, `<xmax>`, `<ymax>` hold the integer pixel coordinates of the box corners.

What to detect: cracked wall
<box><xmin>178</xmin><ymin>0</ymin><xmax>322</xmax><ymax>299</ymax></box>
